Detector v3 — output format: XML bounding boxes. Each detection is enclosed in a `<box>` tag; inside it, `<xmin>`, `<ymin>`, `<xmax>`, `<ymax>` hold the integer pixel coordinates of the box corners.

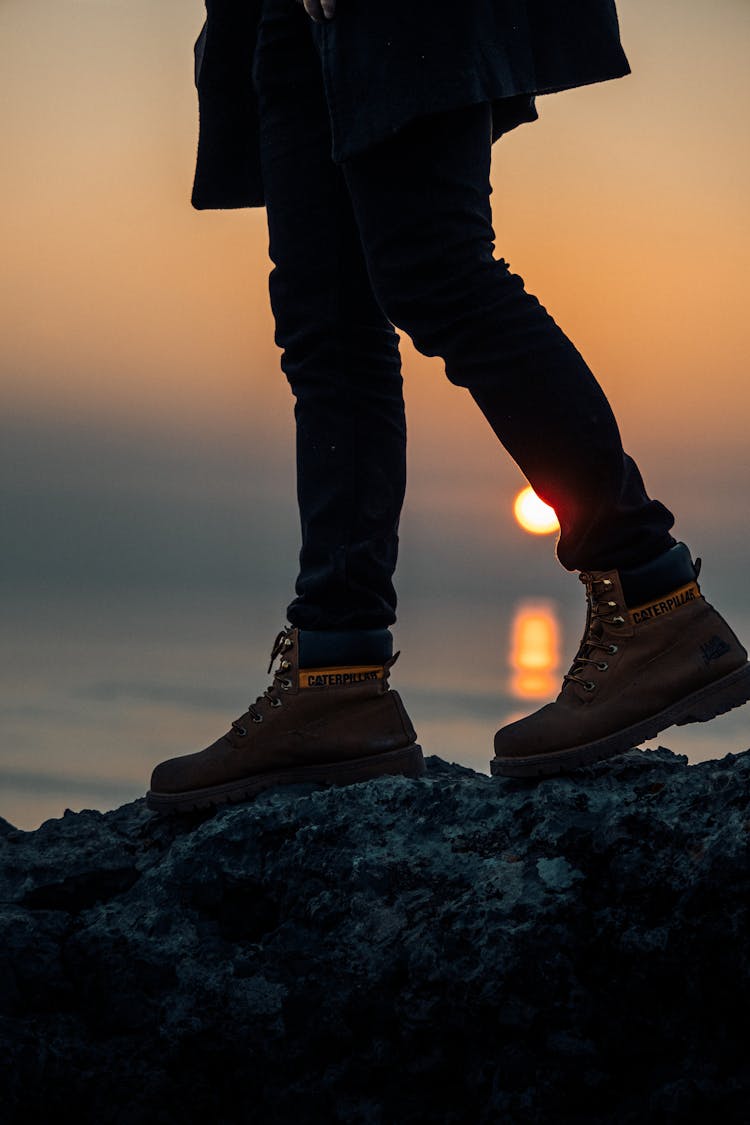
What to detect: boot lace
<box><xmin>562</xmin><ymin>572</ymin><xmax>626</xmax><ymax>694</ymax></box>
<box><xmin>230</xmin><ymin>627</ymin><xmax>295</xmax><ymax>736</ymax></box>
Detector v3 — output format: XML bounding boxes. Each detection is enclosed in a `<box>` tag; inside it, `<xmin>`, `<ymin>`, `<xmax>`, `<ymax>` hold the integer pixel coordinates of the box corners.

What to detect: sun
<box><xmin>513</xmin><ymin>485</ymin><xmax>560</xmax><ymax>535</ymax></box>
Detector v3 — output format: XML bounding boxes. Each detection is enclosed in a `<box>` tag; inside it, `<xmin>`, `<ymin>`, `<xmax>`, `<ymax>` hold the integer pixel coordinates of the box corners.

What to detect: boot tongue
<box><xmin>567</xmin><ymin>627</ymin><xmax>601</xmax><ymax>683</ymax></box>
<box><xmin>578</xmin><ymin>574</ymin><xmax>599</xmax><ymax>655</ymax></box>
<box><xmin>580</xmin><ymin>617</ymin><xmax>603</xmax><ymax>659</ymax></box>
<box><xmin>267</xmin><ymin>628</ymin><xmax>293</xmax><ymax>674</ymax></box>
<box><xmin>562</xmin><ymin>578</ymin><xmax>602</xmax><ymax>690</ymax></box>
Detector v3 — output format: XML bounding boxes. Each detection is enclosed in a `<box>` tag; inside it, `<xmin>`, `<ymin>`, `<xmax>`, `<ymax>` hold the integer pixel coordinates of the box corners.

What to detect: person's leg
<box><xmin>146</xmin><ymin>0</ymin><xmax>424</xmax><ymax>812</ymax></box>
<box><xmin>254</xmin><ymin>0</ymin><xmax>406</xmax><ymax>637</ymax></box>
<box><xmin>341</xmin><ymin>100</ymin><xmax>674</xmax><ymax>573</ymax></box>
<box><xmin>339</xmin><ymin>100</ymin><xmax>749</xmax><ymax>772</ymax></box>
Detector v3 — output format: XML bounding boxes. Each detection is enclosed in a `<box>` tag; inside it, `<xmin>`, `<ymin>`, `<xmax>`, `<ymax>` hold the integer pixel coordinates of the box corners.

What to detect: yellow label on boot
<box><xmin>629</xmin><ymin>581</ymin><xmax>701</xmax><ymax>625</ymax></box>
<box><xmin>299</xmin><ymin>665</ymin><xmax>385</xmax><ymax>689</ymax></box>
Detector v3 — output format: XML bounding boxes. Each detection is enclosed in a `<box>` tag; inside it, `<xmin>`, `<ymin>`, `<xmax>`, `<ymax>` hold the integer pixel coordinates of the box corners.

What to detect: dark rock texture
<box><xmin>1</xmin><ymin>748</ymin><xmax>749</xmax><ymax>1124</ymax></box>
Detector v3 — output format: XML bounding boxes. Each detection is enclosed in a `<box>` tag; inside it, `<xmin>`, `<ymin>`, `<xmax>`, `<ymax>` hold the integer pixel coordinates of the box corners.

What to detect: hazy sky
<box><xmin>3</xmin><ymin>1</ymin><xmax>748</xmax><ymax>534</ymax></box>
<box><xmin>2</xmin><ymin>1</ymin><xmax>749</xmax><ymax>825</ymax></box>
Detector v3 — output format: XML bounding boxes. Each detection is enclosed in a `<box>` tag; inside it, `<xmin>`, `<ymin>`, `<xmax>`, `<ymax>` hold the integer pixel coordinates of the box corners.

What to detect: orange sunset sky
<box><xmin>3</xmin><ymin>1</ymin><xmax>749</xmax><ymax>517</ymax></box>
<box><xmin>1</xmin><ymin>0</ymin><xmax>749</xmax><ymax>826</ymax></box>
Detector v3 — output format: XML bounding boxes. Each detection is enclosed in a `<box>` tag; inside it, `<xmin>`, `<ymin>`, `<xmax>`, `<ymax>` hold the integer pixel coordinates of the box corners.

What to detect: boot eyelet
<box><xmin>280</xmin><ymin>659</ymin><xmax>291</xmax><ymax>671</ymax></box>
<box><xmin>612</xmin><ymin>616</ymin><xmax>625</xmax><ymax>626</ymax></box>
<box><xmin>252</xmin><ymin>714</ymin><xmax>264</xmax><ymax>724</ymax></box>
<box><xmin>596</xmin><ymin>661</ymin><xmax>609</xmax><ymax>672</ymax></box>
<box><xmin>282</xmin><ymin>637</ymin><xmax>293</xmax><ymax>649</ymax></box>
<box><xmin>607</xmin><ymin>644</ymin><xmax>619</xmax><ymax>654</ymax></box>
<box><xmin>270</xmin><ymin>698</ymin><xmax>282</xmax><ymax>708</ymax></box>
<box><xmin>607</xmin><ymin>600</ymin><xmax>617</xmax><ymax>608</ymax></box>
<box><xmin>584</xmin><ymin>681</ymin><xmax>596</xmax><ymax>692</ymax></box>
<box><xmin>602</xmin><ymin>579</ymin><xmax>613</xmax><ymax>587</ymax></box>
<box><xmin>281</xmin><ymin>679</ymin><xmax>292</xmax><ymax>691</ymax></box>
<box><xmin>235</xmin><ymin>725</ymin><xmax>247</xmax><ymax>737</ymax></box>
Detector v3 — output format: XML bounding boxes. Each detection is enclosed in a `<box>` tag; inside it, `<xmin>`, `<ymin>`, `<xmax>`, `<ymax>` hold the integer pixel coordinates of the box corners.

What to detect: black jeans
<box><xmin>252</xmin><ymin>0</ymin><xmax>675</xmax><ymax>631</ymax></box>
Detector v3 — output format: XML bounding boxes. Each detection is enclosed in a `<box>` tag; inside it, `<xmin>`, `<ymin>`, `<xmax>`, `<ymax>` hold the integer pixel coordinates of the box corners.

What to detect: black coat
<box><xmin>191</xmin><ymin>0</ymin><xmax>630</xmax><ymax>210</ymax></box>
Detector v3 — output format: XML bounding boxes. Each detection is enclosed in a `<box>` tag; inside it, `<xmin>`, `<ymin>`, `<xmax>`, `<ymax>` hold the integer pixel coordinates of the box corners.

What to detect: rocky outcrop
<box><xmin>1</xmin><ymin>748</ymin><xmax>749</xmax><ymax>1124</ymax></box>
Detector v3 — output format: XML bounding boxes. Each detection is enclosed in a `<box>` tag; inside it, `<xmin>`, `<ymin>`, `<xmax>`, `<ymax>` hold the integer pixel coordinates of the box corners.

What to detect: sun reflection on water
<box><xmin>509</xmin><ymin>599</ymin><xmax>562</xmax><ymax>700</ymax></box>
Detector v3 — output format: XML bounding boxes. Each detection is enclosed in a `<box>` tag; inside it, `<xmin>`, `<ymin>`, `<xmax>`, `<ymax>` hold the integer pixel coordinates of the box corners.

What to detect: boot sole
<box><xmin>146</xmin><ymin>743</ymin><xmax>425</xmax><ymax>813</ymax></box>
<box><xmin>491</xmin><ymin>661</ymin><xmax>750</xmax><ymax>779</ymax></box>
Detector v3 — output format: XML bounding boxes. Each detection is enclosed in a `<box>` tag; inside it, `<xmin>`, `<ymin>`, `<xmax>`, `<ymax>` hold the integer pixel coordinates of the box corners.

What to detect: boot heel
<box><xmin>674</xmin><ymin>662</ymin><xmax>750</xmax><ymax>726</ymax></box>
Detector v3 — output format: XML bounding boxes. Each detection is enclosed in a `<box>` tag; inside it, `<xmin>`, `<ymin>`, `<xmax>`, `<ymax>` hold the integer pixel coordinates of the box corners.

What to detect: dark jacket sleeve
<box><xmin>191</xmin><ymin>1</ymin><xmax>265</xmax><ymax>210</ymax></box>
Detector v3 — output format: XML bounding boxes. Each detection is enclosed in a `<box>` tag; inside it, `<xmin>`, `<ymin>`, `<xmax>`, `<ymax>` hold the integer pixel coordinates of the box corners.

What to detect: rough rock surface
<box><xmin>1</xmin><ymin>748</ymin><xmax>749</xmax><ymax>1124</ymax></box>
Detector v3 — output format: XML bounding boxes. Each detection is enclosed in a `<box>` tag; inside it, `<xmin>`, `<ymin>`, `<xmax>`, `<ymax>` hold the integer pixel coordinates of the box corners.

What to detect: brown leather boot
<box><xmin>492</xmin><ymin>547</ymin><xmax>750</xmax><ymax>778</ymax></box>
<box><xmin>147</xmin><ymin>627</ymin><xmax>424</xmax><ymax>811</ymax></box>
